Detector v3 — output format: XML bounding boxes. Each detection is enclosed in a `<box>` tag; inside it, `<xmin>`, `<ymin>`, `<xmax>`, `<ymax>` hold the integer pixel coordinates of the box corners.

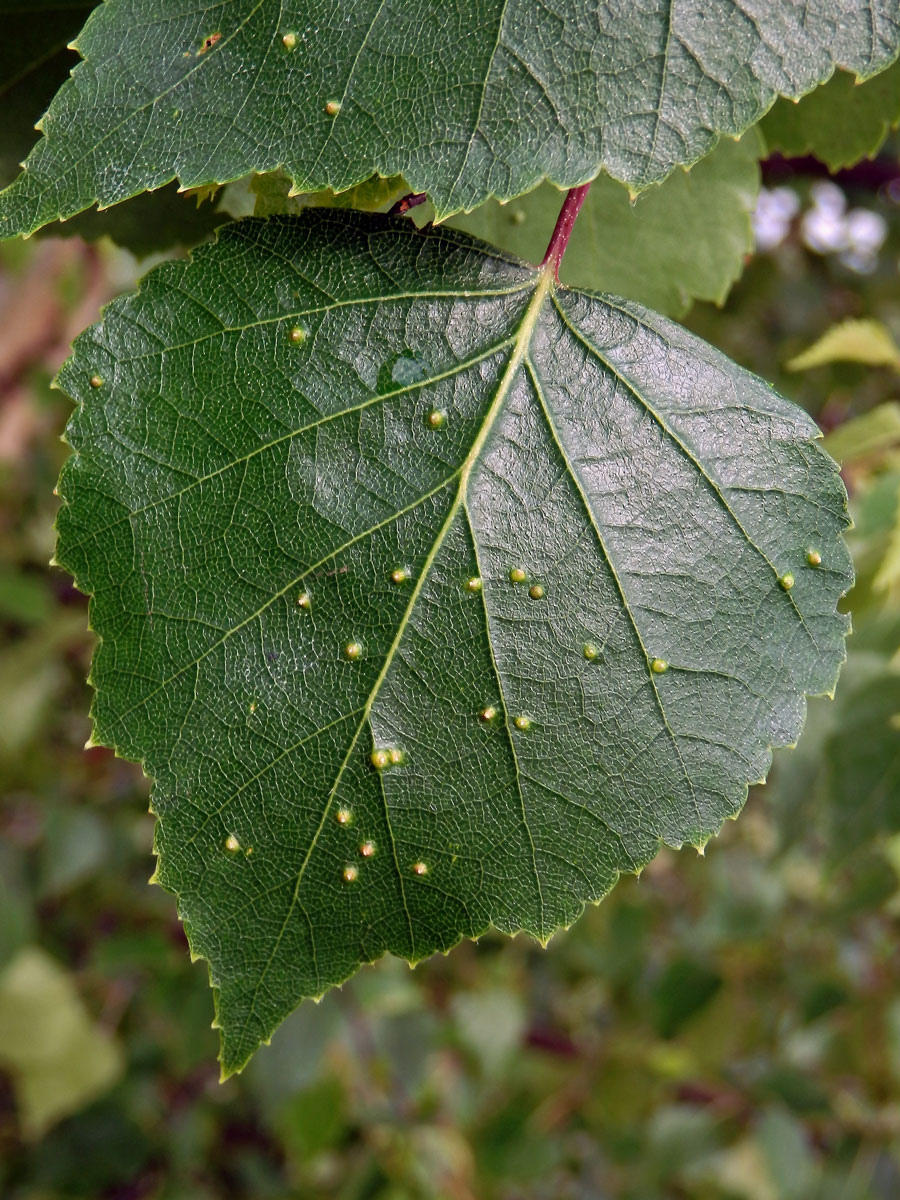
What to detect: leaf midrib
<box><xmin>233</xmin><ymin>266</ymin><xmax>554</xmax><ymax>1046</ymax></box>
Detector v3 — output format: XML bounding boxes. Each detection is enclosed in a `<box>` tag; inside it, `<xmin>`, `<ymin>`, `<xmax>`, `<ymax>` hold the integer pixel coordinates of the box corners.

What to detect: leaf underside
<box><xmin>55</xmin><ymin>212</ymin><xmax>852</xmax><ymax>1074</ymax></box>
<box><xmin>3</xmin><ymin>0</ymin><xmax>899</xmax><ymax>236</ymax></box>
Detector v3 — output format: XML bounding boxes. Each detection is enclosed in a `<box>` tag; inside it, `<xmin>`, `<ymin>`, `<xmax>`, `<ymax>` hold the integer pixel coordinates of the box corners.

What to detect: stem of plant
<box><xmin>541</xmin><ymin>183</ymin><xmax>592</xmax><ymax>278</ymax></box>
<box><xmin>388</xmin><ymin>191</ymin><xmax>428</xmax><ymax>217</ymax></box>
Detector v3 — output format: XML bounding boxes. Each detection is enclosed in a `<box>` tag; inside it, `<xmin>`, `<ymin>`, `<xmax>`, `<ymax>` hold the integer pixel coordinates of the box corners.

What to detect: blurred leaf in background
<box><xmin>0</xmin><ymin>948</ymin><xmax>122</xmax><ymax>1140</ymax></box>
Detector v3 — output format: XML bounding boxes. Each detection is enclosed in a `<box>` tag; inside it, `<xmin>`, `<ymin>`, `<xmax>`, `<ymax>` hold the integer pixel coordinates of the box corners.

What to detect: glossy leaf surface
<box><xmin>2</xmin><ymin>0</ymin><xmax>898</xmax><ymax>234</ymax></box>
<box><xmin>56</xmin><ymin>212</ymin><xmax>852</xmax><ymax>1073</ymax></box>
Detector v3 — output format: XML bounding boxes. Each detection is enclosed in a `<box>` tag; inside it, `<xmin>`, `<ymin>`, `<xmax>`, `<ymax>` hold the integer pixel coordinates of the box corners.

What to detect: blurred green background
<box><xmin>1</xmin><ymin>156</ymin><xmax>900</xmax><ymax>1199</ymax></box>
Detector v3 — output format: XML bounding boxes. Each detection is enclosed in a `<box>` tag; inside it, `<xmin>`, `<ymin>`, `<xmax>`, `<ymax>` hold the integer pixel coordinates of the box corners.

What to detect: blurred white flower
<box><xmin>753</xmin><ymin>186</ymin><xmax>800</xmax><ymax>251</ymax></box>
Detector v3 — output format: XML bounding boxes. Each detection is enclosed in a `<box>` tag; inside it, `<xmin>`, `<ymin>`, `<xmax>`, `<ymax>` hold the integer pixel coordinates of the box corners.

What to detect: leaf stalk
<box><xmin>541</xmin><ymin>183</ymin><xmax>592</xmax><ymax>277</ymax></box>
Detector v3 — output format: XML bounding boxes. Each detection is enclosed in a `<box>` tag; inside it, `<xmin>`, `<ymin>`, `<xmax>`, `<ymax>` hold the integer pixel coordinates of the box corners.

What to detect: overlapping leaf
<box><xmin>56</xmin><ymin>212</ymin><xmax>852</xmax><ymax>1073</ymax></box>
<box><xmin>3</xmin><ymin>0</ymin><xmax>899</xmax><ymax>236</ymax></box>
<box><xmin>1</xmin><ymin>2</ymin><xmax>227</xmax><ymax>254</ymax></box>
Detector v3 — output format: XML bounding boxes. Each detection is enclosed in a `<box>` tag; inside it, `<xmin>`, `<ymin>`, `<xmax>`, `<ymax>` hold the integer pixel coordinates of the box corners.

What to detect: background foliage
<box><xmin>1</xmin><ymin>138</ymin><xmax>900</xmax><ymax>1196</ymax></box>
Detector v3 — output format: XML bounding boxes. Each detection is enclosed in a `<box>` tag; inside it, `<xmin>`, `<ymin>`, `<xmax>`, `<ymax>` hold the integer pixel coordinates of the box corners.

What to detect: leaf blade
<box><xmin>2</xmin><ymin>1</ymin><xmax>899</xmax><ymax>235</ymax></box>
<box><xmin>55</xmin><ymin>211</ymin><xmax>853</xmax><ymax>1074</ymax></box>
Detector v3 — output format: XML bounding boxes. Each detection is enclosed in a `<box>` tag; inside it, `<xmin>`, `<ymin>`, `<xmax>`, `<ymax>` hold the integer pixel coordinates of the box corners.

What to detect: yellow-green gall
<box><xmin>529</xmin><ymin>584</ymin><xmax>544</xmax><ymax>600</ymax></box>
<box><xmin>513</xmin><ymin>715</ymin><xmax>532</xmax><ymax>731</ymax></box>
<box><xmin>465</xmin><ymin>576</ymin><xmax>482</xmax><ymax>593</ymax></box>
<box><xmin>342</xmin><ymin>865</ymin><xmax>358</xmax><ymax>882</ymax></box>
<box><xmin>583</xmin><ymin>643</ymin><xmax>599</xmax><ymax>661</ymax></box>
<box><xmin>780</xmin><ymin>573</ymin><xmax>795</xmax><ymax>591</ymax></box>
<box><xmin>650</xmin><ymin>658</ymin><xmax>669</xmax><ymax>674</ymax></box>
<box><xmin>509</xmin><ymin>567</ymin><xmax>527</xmax><ymax>583</ymax></box>
<box><xmin>343</xmin><ymin>641</ymin><xmax>363</xmax><ymax>660</ymax></box>
<box><xmin>806</xmin><ymin>550</ymin><xmax>822</xmax><ymax>567</ymax></box>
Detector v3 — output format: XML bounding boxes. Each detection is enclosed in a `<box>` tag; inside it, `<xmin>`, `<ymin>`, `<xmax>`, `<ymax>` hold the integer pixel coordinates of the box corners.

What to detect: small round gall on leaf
<box><xmin>342</xmin><ymin>865</ymin><xmax>358</xmax><ymax>882</ymax></box>
<box><xmin>509</xmin><ymin>567</ymin><xmax>527</xmax><ymax>583</ymax></box>
<box><xmin>529</xmin><ymin>584</ymin><xmax>544</xmax><ymax>600</ymax></box>
<box><xmin>650</xmin><ymin>658</ymin><xmax>669</xmax><ymax>674</ymax></box>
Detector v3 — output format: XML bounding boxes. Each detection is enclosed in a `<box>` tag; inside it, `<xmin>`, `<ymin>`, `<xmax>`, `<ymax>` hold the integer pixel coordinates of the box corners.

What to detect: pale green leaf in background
<box><xmin>822</xmin><ymin>402</ymin><xmax>900</xmax><ymax>463</ymax></box>
<box><xmin>788</xmin><ymin>319</ymin><xmax>900</xmax><ymax>372</ymax></box>
<box><xmin>0</xmin><ymin>947</ymin><xmax>123</xmax><ymax>1139</ymax></box>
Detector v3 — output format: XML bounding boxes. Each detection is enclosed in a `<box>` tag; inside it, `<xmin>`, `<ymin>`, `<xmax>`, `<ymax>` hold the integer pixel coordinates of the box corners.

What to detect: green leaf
<box><xmin>762</xmin><ymin>59</ymin><xmax>900</xmax><ymax>170</ymax></box>
<box><xmin>38</xmin><ymin>181</ymin><xmax>230</xmax><ymax>258</ymax></box>
<box><xmin>822</xmin><ymin>402</ymin><xmax>900</xmax><ymax>463</ymax></box>
<box><xmin>0</xmin><ymin>2</ymin><xmax>96</xmax><ymax>188</ymax></box>
<box><xmin>0</xmin><ymin>2</ymin><xmax>228</xmax><ymax>255</ymax></box>
<box><xmin>0</xmin><ymin>947</ymin><xmax>123</xmax><ymax>1139</ymax></box>
<box><xmin>2</xmin><ymin>1</ymin><xmax>899</xmax><ymax>234</ymax></box>
<box><xmin>825</xmin><ymin>671</ymin><xmax>900</xmax><ymax>857</ymax></box>
<box><xmin>55</xmin><ymin>211</ymin><xmax>852</xmax><ymax>1075</ymax></box>
<box><xmin>873</xmin><ymin>478</ymin><xmax>900</xmax><ymax>595</ymax></box>
<box><xmin>250</xmin><ymin>171</ymin><xmax>407</xmax><ymax>219</ymax></box>
<box><xmin>788</xmin><ymin>320</ymin><xmax>900</xmax><ymax>373</ymax></box>
<box><xmin>447</xmin><ymin>134</ymin><xmax>762</xmax><ymax>318</ymax></box>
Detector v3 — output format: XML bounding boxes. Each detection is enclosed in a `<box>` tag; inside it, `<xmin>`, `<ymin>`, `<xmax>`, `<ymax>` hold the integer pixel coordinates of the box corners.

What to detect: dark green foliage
<box><xmin>56</xmin><ymin>211</ymin><xmax>852</xmax><ymax>1071</ymax></box>
<box><xmin>1</xmin><ymin>0</ymin><xmax>898</xmax><ymax>233</ymax></box>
